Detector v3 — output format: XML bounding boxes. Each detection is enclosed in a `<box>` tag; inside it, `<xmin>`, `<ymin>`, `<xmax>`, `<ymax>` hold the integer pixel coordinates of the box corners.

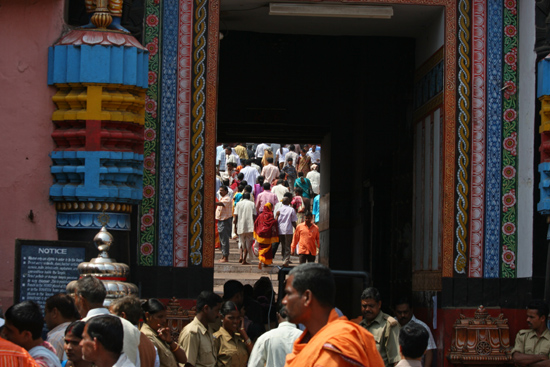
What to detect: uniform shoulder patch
<box><xmin>517</xmin><ymin>329</ymin><xmax>530</xmax><ymax>336</ymax></box>
<box><xmin>387</xmin><ymin>316</ymin><xmax>398</xmax><ymax>327</ymax></box>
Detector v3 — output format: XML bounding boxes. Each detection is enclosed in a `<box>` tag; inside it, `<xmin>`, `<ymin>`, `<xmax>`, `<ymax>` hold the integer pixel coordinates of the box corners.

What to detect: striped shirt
<box><xmin>0</xmin><ymin>336</ymin><xmax>39</xmax><ymax>367</ymax></box>
<box><xmin>47</xmin><ymin>321</ymin><xmax>71</xmax><ymax>360</ymax></box>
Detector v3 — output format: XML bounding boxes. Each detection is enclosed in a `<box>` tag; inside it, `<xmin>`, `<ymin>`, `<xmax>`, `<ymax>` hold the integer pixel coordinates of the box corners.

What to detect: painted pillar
<box><xmin>537</xmin><ymin>56</ymin><xmax>550</xmax><ymax>216</ymax></box>
<box><xmin>135</xmin><ymin>0</ymin><xmax>219</xmax><ymax>298</ymax></box>
<box><xmin>47</xmin><ymin>30</ymin><xmax>148</xmax><ymax>234</ymax></box>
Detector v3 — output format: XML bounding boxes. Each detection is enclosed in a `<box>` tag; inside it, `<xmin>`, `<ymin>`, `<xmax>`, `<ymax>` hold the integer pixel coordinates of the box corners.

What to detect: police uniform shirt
<box><xmin>140</xmin><ymin>323</ymin><xmax>178</xmax><ymax>367</ymax></box>
<box><xmin>178</xmin><ymin>317</ymin><xmax>217</xmax><ymax>367</ymax></box>
<box><xmin>213</xmin><ymin>327</ymin><xmax>248</xmax><ymax>367</ymax></box>
<box><xmin>512</xmin><ymin>328</ymin><xmax>550</xmax><ymax>357</ymax></box>
<box><xmin>360</xmin><ymin>311</ymin><xmax>401</xmax><ymax>367</ymax></box>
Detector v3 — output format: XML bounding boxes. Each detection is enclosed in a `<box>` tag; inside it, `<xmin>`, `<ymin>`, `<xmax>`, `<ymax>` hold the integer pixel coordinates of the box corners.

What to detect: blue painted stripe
<box><xmin>484</xmin><ymin>0</ymin><xmax>502</xmax><ymax>278</ymax></box>
<box><xmin>158</xmin><ymin>0</ymin><xmax>179</xmax><ymax>266</ymax></box>
<box><xmin>48</xmin><ymin>44</ymin><xmax>148</xmax><ymax>88</ymax></box>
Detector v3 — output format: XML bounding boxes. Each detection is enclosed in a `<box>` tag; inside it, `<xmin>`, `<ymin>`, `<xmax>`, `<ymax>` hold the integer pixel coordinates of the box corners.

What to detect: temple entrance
<box><xmin>215</xmin><ymin>3</ymin><xmax>445</xmax><ymax>316</ymax></box>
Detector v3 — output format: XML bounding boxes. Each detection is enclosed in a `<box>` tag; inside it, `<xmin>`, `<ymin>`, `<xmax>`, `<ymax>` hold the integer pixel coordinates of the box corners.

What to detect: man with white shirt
<box><xmin>233</xmin><ymin>192</ymin><xmax>256</xmax><ymax>265</ymax></box>
<box><xmin>241</xmin><ymin>160</ymin><xmax>260</xmax><ymax>188</ymax></box>
<box><xmin>275</xmin><ymin>194</ymin><xmax>297</xmax><ymax>267</ymax></box>
<box><xmin>217</xmin><ymin>144</ymin><xmax>241</xmax><ymax>174</ymax></box>
<box><xmin>255</xmin><ymin>143</ymin><xmax>269</xmax><ymax>161</ymax></box>
<box><xmin>394</xmin><ymin>298</ymin><xmax>436</xmax><ymax>367</ymax></box>
<box><xmin>284</xmin><ymin>145</ymin><xmax>298</xmax><ymax>168</ymax></box>
<box><xmin>81</xmin><ymin>315</ymin><xmax>135</xmax><ymax>367</ymax></box>
<box><xmin>272</xmin><ymin>178</ymin><xmax>289</xmax><ymax>202</ymax></box>
<box><xmin>306</xmin><ymin>164</ymin><xmax>320</xmax><ymax>195</ymax></box>
<box><xmin>261</xmin><ymin>158</ymin><xmax>280</xmax><ymax>185</ymax></box>
<box><xmin>276</xmin><ymin>144</ymin><xmax>289</xmax><ymax>170</ymax></box>
<box><xmin>307</xmin><ymin>145</ymin><xmax>321</xmax><ymax>168</ymax></box>
<box><xmin>74</xmin><ymin>276</ymin><xmax>141</xmax><ymax>367</ymax></box>
<box><xmin>248</xmin><ymin>304</ymin><xmax>301</xmax><ymax>367</ymax></box>
<box><xmin>4</xmin><ymin>301</ymin><xmax>62</xmax><ymax>367</ymax></box>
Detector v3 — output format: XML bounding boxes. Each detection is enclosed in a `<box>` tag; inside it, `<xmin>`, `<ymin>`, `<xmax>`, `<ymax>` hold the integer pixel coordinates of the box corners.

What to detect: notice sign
<box><xmin>15</xmin><ymin>239</ymin><xmax>92</xmax><ymax>310</ymax></box>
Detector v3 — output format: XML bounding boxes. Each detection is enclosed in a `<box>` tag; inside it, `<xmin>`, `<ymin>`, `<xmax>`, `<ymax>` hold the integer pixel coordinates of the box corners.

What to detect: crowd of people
<box><xmin>1</xmin><ymin>264</ymin><xmax>550</xmax><ymax>367</ymax></box>
<box><xmin>0</xmin><ymin>264</ymin><xmax>432</xmax><ymax>367</ymax></box>
<box><xmin>215</xmin><ymin>143</ymin><xmax>321</xmax><ymax>268</ymax></box>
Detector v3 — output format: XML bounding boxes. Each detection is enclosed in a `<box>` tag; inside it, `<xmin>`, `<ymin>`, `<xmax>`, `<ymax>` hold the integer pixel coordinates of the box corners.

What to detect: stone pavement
<box><xmin>213</xmin><ymin>237</ymin><xmax>302</xmax><ymax>296</ymax></box>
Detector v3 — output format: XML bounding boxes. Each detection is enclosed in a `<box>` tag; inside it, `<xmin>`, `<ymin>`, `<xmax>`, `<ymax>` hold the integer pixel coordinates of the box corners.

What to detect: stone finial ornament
<box><xmin>66</xmin><ymin>213</ymin><xmax>138</xmax><ymax>306</ymax></box>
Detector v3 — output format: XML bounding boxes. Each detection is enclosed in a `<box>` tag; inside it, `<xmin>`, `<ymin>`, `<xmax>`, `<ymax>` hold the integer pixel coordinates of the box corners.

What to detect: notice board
<box><xmin>14</xmin><ymin>239</ymin><xmax>94</xmax><ymax>310</ymax></box>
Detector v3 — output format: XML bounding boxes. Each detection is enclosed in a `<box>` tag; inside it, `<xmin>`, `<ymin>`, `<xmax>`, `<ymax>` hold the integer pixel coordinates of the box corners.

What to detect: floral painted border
<box><xmin>500</xmin><ymin>0</ymin><xmax>518</xmax><ymax>277</ymax></box>
<box><xmin>139</xmin><ymin>0</ymin><xmax>162</xmax><ymax>266</ymax></box>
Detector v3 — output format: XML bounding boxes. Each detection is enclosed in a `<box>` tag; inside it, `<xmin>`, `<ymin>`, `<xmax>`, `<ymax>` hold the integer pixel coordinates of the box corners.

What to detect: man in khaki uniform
<box><xmin>512</xmin><ymin>300</ymin><xmax>550</xmax><ymax>366</ymax></box>
<box><xmin>178</xmin><ymin>291</ymin><xmax>222</xmax><ymax>367</ymax></box>
<box><xmin>359</xmin><ymin>287</ymin><xmax>401</xmax><ymax>367</ymax></box>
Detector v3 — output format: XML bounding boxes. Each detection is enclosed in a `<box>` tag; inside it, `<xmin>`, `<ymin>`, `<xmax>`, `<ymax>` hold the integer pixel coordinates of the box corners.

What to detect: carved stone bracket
<box><xmin>165</xmin><ymin>297</ymin><xmax>197</xmax><ymax>342</ymax></box>
<box><xmin>447</xmin><ymin>305</ymin><xmax>513</xmax><ymax>366</ymax></box>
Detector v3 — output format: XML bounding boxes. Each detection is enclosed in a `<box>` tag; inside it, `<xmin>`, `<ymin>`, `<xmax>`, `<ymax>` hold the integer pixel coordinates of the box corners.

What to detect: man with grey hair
<box><xmin>282</xmin><ymin>263</ymin><xmax>383</xmax><ymax>367</ymax></box>
<box><xmin>73</xmin><ymin>276</ymin><xmax>141</xmax><ymax>366</ymax></box>
<box><xmin>359</xmin><ymin>287</ymin><xmax>400</xmax><ymax>367</ymax></box>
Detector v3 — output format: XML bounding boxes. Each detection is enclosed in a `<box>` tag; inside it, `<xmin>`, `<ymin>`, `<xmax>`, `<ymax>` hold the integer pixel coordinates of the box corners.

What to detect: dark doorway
<box><xmin>217</xmin><ymin>31</ymin><xmax>415</xmax><ymax>316</ymax></box>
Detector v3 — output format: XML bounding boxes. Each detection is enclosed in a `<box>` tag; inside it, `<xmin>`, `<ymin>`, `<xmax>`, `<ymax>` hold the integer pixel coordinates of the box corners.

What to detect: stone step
<box><xmin>213</xmin><ymin>238</ymin><xmax>315</xmax><ymax>300</ymax></box>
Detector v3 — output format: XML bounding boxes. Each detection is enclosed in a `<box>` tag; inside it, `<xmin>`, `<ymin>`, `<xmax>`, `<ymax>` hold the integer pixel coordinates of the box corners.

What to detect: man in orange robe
<box><xmin>283</xmin><ymin>263</ymin><xmax>384</xmax><ymax>367</ymax></box>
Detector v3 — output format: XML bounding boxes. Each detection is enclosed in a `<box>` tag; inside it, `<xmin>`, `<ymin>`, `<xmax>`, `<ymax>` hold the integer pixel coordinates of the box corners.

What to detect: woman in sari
<box><xmin>296</xmin><ymin>147</ymin><xmax>311</xmax><ymax>176</ymax></box>
<box><xmin>294</xmin><ymin>172</ymin><xmax>313</xmax><ymax>199</ymax></box>
<box><xmin>253</xmin><ymin>202</ymin><xmax>279</xmax><ymax>269</ymax></box>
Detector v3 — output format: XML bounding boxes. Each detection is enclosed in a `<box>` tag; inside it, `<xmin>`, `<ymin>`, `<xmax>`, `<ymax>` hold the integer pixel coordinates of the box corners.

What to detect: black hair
<box><xmin>223</xmin><ymin>280</ymin><xmax>244</xmax><ymax>301</ymax></box>
<box><xmin>223</xmin><ymin>144</ymin><xmax>230</xmax><ymax>149</ymax></box>
<box><xmin>257</xmin><ymin>176</ymin><xmax>265</xmax><ymax>185</ymax></box>
<box><xmin>220</xmin><ymin>301</ymin><xmax>240</xmax><ymax>317</ymax></box>
<box><xmin>86</xmin><ymin>315</ymin><xmax>123</xmax><ymax>355</ymax></box>
<box><xmin>289</xmin><ymin>145</ymin><xmax>295</xmax><ymax>151</ymax></box>
<box><xmin>243</xmin><ymin>192</ymin><xmax>251</xmax><ymax>200</ymax></box>
<box><xmin>288</xmin><ymin>264</ymin><xmax>335</xmax><ymax>308</ymax></box>
<box><xmin>253</xmin><ymin>276</ymin><xmax>273</xmax><ymax>300</ymax></box>
<box><xmin>395</xmin><ymin>297</ymin><xmax>413</xmax><ymax>309</ymax></box>
<box><xmin>222</xmin><ymin>179</ymin><xmax>230</xmax><ymax>186</ymax></box>
<box><xmin>283</xmin><ymin>192</ymin><xmax>293</xmax><ymax>199</ymax></box>
<box><xmin>142</xmin><ymin>298</ymin><xmax>166</xmax><ymax>315</ymax></box>
<box><xmin>237</xmin><ymin>184</ymin><xmax>244</xmax><ymax>192</ymax></box>
<box><xmin>361</xmin><ymin>287</ymin><xmax>381</xmax><ymax>302</ymax></box>
<box><xmin>45</xmin><ymin>293</ymin><xmax>80</xmax><ymax>320</ymax></box>
<box><xmin>263</xmin><ymin>182</ymin><xmax>271</xmax><ymax>190</ymax></box>
<box><xmin>5</xmin><ymin>301</ymin><xmax>44</xmax><ymax>340</ymax></box>
<box><xmin>245</xmin><ymin>159</ymin><xmax>251</xmax><ymax>166</ymax></box>
<box><xmin>76</xmin><ymin>276</ymin><xmax>106</xmax><ymax>305</ymax></box>
<box><xmin>298</xmin><ymin>172</ymin><xmax>304</xmax><ymax>177</ymax></box>
<box><xmin>237</xmin><ymin>173</ymin><xmax>244</xmax><ymax>180</ymax></box>
<box><xmin>244</xmin><ymin>185</ymin><xmax>253</xmax><ymax>193</ymax></box>
<box><xmin>241</xmin><ymin>180</ymin><xmax>248</xmax><ymax>187</ymax></box>
<box><xmin>109</xmin><ymin>296</ymin><xmax>143</xmax><ymax>326</ymax></box>
<box><xmin>399</xmin><ymin>322</ymin><xmax>429</xmax><ymax>359</ymax></box>
<box><xmin>278</xmin><ymin>172</ymin><xmax>286</xmax><ymax>179</ymax></box>
<box><xmin>219</xmin><ymin>185</ymin><xmax>228</xmax><ymax>193</ymax></box>
<box><xmin>294</xmin><ymin>187</ymin><xmax>303</xmax><ymax>195</ymax></box>
<box><xmin>528</xmin><ymin>299</ymin><xmax>550</xmax><ymax>319</ymax></box>
<box><xmin>277</xmin><ymin>179</ymin><xmax>284</xmax><ymax>185</ymax></box>
<box><xmin>196</xmin><ymin>291</ymin><xmax>223</xmax><ymax>313</ymax></box>
<box><xmin>65</xmin><ymin>320</ymin><xmax>86</xmax><ymax>338</ymax></box>
<box><xmin>304</xmin><ymin>210</ymin><xmax>313</xmax><ymax>217</ymax></box>
<box><xmin>267</xmin><ymin>157</ymin><xmax>274</xmax><ymax>163</ymax></box>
